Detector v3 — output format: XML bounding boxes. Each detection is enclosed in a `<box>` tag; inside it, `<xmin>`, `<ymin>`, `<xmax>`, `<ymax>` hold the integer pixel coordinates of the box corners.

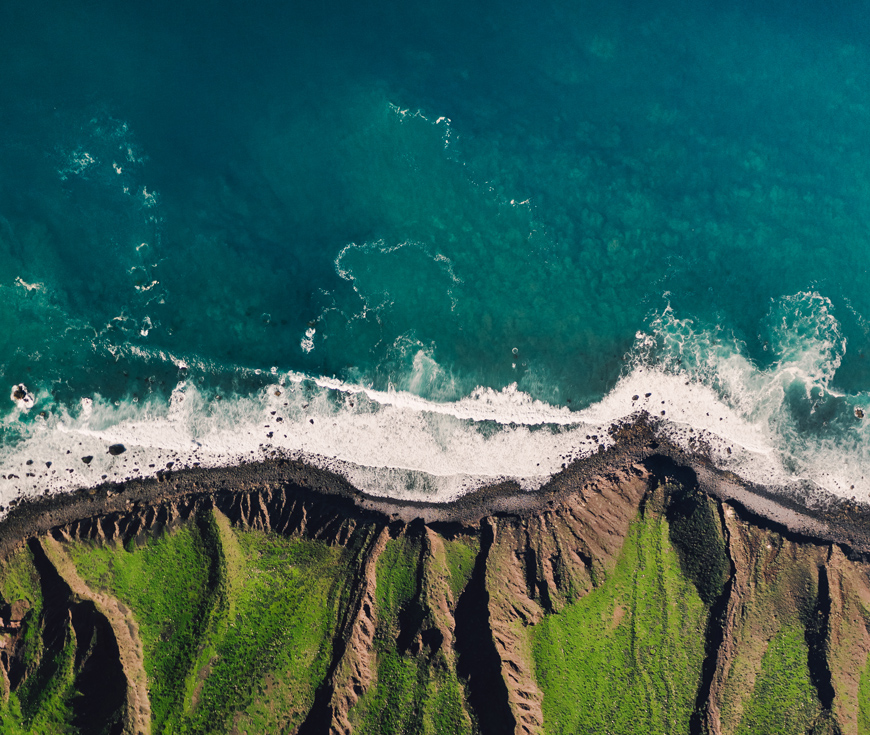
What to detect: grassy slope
<box><xmin>0</xmin><ymin>545</ymin><xmax>77</xmax><ymax>735</ymax></box>
<box><xmin>351</xmin><ymin>534</ymin><xmax>475</xmax><ymax>735</ymax></box>
<box><xmin>734</xmin><ymin>624</ymin><xmax>819</xmax><ymax>735</ymax></box>
<box><xmin>0</xmin><ymin>491</ymin><xmax>850</xmax><ymax>735</ymax></box>
<box><xmin>196</xmin><ymin>522</ymin><xmax>344</xmax><ymax>735</ymax></box>
<box><xmin>443</xmin><ymin>536</ymin><xmax>478</xmax><ymax>603</ymax></box>
<box><xmin>860</xmin><ymin>656</ymin><xmax>870</xmax><ymax>735</ymax></box>
<box><xmin>0</xmin><ymin>545</ymin><xmax>44</xmax><ymax>689</ymax></box>
<box><xmin>532</xmin><ymin>507</ymin><xmax>709</xmax><ymax>735</ymax></box>
<box><xmin>64</xmin><ymin>511</ymin><xmax>345</xmax><ymax>734</ymax></box>
<box><xmin>65</xmin><ymin>520</ymin><xmax>216</xmax><ymax>731</ymax></box>
<box><xmin>716</xmin><ymin>517</ymin><xmax>826</xmax><ymax>735</ymax></box>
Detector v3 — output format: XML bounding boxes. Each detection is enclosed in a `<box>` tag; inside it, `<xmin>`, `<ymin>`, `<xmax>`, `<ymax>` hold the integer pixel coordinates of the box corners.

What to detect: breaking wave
<box><xmin>1</xmin><ymin>291</ymin><xmax>866</xmax><ymax>509</ymax></box>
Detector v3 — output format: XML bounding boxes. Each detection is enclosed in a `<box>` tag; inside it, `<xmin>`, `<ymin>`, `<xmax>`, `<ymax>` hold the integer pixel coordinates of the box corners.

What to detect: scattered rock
<box><xmin>10</xmin><ymin>384</ymin><xmax>34</xmax><ymax>410</ymax></box>
<box><xmin>856</xmin><ymin>407</ymin><xmax>865</xmax><ymax>419</ymax></box>
<box><xmin>108</xmin><ymin>444</ymin><xmax>127</xmax><ymax>456</ymax></box>
<box><xmin>82</xmin><ymin>456</ymin><xmax>94</xmax><ymax>465</ymax></box>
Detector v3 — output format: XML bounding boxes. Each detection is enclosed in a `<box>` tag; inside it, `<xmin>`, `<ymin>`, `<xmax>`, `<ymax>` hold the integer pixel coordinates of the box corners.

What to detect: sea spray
<box><xmin>2</xmin><ymin>0</ymin><xmax>870</xmax><ymax>516</ymax></box>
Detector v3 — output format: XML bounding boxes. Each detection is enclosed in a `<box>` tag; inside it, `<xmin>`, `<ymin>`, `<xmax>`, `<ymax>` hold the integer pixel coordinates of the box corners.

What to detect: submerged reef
<box><xmin>0</xmin><ymin>418</ymin><xmax>868</xmax><ymax>734</ymax></box>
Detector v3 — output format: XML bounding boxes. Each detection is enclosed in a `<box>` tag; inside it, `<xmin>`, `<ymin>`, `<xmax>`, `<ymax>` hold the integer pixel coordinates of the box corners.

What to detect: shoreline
<box><xmin>1</xmin><ymin>414</ymin><xmax>868</xmax><ymax>558</ymax></box>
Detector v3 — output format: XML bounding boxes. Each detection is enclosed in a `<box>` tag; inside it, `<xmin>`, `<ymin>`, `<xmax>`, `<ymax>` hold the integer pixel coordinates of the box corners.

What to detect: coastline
<box><xmin>1</xmin><ymin>413</ymin><xmax>867</xmax><ymax>558</ymax></box>
<box><xmin>2</xmin><ymin>412</ymin><xmax>869</xmax><ymax>734</ymax></box>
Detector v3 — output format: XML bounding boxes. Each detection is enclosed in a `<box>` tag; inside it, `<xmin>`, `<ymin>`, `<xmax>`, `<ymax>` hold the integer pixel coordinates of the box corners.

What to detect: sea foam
<box><xmin>1</xmin><ymin>293</ymin><xmax>866</xmax><ymax>510</ymax></box>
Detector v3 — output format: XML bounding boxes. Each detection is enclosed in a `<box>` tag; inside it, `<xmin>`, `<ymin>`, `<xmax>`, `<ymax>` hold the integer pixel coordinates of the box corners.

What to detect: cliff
<box><xmin>0</xmin><ymin>419</ymin><xmax>868</xmax><ymax>734</ymax></box>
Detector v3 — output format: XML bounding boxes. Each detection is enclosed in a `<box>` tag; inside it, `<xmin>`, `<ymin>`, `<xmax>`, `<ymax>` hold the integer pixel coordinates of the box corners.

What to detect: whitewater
<box><xmin>2</xmin><ymin>0</ymin><xmax>870</xmax><ymax>515</ymax></box>
<box><xmin>2</xmin><ymin>288</ymin><xmax>866</xmax><ymax>508</ymax></box>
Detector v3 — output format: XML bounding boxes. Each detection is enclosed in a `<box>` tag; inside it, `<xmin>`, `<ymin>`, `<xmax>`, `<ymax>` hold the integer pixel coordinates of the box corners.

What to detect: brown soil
<box><xmin>39</xmin><ymin>536</ymin><xmax>152</xmax><ymax>735</ymax></box>
<box><xmin>2</xmin><ymin>414</ymin><xmax>870</xmax><ymax>734</ymax></box>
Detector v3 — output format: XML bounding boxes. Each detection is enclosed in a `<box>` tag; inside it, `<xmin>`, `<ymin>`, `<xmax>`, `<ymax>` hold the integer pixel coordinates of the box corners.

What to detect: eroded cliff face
<box><xmin>0</xmin><ymin>461</ymin><xmax>869</xmax><ymax>735</ymax></box>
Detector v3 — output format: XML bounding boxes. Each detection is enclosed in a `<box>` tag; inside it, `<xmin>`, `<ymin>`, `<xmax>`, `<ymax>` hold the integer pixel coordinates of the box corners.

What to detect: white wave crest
<box><xmin>0</xmin><ymin>292</ymin><xmax>866</xmax><ymax>509</ymax></box>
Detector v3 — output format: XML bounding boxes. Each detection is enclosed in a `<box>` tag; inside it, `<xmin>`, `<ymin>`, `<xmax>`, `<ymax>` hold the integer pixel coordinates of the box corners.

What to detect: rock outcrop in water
<box><xmin>0</xmin><ymin>419</ymin><xmax>869</xmax><ymax>734</ymax></box>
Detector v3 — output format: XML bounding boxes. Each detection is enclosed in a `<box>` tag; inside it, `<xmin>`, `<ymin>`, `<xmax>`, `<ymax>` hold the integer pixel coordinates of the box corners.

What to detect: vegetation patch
<box><xmin>0</xmin><ymin>486</ymin><xmax>857</xmax><ymax>734</ymax></box>
<box><xmin>191</xmin><ymin>524</ymin><xmax>345</xmax><ymax>734</ymax></box>
<box><xmin>64</xmin><ymin>512</ymin><xmax>346</xmax><ymax>733</ymax></box>
<box><xmin>0</xmin><ymin>546</ymin><xmax>43</xmax><ymax>680</ymax></box>
<box><xmin>0</xmin><ymin>545</ymin><xmax>78</xmax><ymax>734</ymax></box>
<box><xmin>734</xmin><ymin>624</ymin><xmax>821</xmax><ymax>735</ymax></box>
<box><xmin>532</xmin><ymin>505</ymin><xmax>709</xmax><ymax>735</ymax></box>
<box><xmin>666</xmin><ymin>484</ymin><xmax>729</xmax><ymax>606</ymax></box>
<box><xmin>442</xmin><ymin>536</ymin><xmax>478</xmax><ymax>602</ymax></box>
<box><xmin>352</xmin><ymin>534</ymin><xmax>472</xmax><ymax>735</ymax></box>
<box><xmin>65</xmin><ymin>518</ymin><xmax>217</xmax><ymax>731</ymax></box>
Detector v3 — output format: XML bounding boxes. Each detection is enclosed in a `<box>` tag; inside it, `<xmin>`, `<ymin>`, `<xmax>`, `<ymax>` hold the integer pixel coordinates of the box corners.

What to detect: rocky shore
<box><xmin>1</xmin><ymin>413</ymin><xmax>869</xmax><ymax>735</ymax></box>
<box><xmin>0</xmin><ymin>414</ymin><xmax>867</xmax><ymax>560</ymax></box>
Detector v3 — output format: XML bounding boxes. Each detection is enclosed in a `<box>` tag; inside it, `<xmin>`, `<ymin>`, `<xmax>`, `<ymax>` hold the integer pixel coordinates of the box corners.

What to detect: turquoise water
<box><xmin>2</xmin><ymin>0</ymin><xmax>870</xmax><ymax>502</ymax></box>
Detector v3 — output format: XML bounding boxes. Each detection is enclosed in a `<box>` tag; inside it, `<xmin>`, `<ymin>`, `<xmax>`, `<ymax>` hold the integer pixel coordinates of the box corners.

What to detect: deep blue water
<box><xmin>2</xmin><ymin>0</ymin><xmax>870</xmax><ymax>502</ymax></box>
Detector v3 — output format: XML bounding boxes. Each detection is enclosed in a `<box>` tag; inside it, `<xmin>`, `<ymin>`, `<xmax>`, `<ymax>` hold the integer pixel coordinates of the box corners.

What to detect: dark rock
<box><xmin>108</xmin><ymin>444</ymin><xmax>126</xmax><ymax>456</ymax></box>
<box><xmin>82</xmin><ymin>456</ymin><xmax>93</xmax><ymax>465</ymax></box>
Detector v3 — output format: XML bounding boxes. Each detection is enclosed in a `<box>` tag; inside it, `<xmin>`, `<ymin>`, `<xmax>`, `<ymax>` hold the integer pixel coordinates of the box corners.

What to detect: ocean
<box><xmin>2</xmin><ymin>0</ymin><xmax>869</xmax><ymax>505</ymax></box>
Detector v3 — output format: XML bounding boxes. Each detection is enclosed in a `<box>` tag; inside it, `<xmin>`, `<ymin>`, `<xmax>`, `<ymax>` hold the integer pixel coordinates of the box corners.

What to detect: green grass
<box><xmin>532</xmin><ymin>508</ymin><xmax>709</xmax><ymax>735</ymax></box>
<box><xmin>355</xmin><ymin>647</ymin><xmax>471</xmax><ymax>735</ymax></box>
<box><xmin>66</xmin><ymin>519</ymin><xmax>218</xmax><ymax>731</ymax></box>
<box><xmin>0</xmin><ymin>694</ymin><xmax>31</xmax><ymax>735</ymax></box>
<box><xmin>65</xmin><ymin>512</ymin><xmax>347</xmax><ymax>734</ymax></box>
<box><xmin>442</xmin><ymin>536</ymin><xmax>478</xmax><ymax>601</ymax></box>
<box><xmin>0</xmin><ymin>639</ymin><xmax>79</xmax><ymax>735</ymax></box>
<box><xmin>0</xmin><ymin>546</ymin><xmax>44</xmax><ymax>681</ymax></box>
<box><xmin>0</xmin><ymin>501</ymin><xmax>831</xmax><ymax>735</ymax></box>
<box><xmin>859</xmin><ymin>652</ymin><xmax>870</xmax><ymax>735</ymax></box>
<box><xmin>355</xmin><ymin>535</ymin><xmax>424</xmax><ymax>735</ymax></box>
<box><xmin>0</xmin><ymin>546</ymin><xmax>78</xmax><ymax>733</ymax></box>
<box><xmin>185</xmin><ymin>525</ymin><xmax>345</xmax><ymax>735</ymax></box>
<box><xmin>734</xmin><ymin>624</ymin><xmax>820</xmax><ymax>735</ymax></box>
<box><xmin>0</xmin><ymin>546</ymin><xmax>42</xmax><ymax>609</ymax></box>
<box><xmin>375</xmin><ymin>534</ymin><xmax>422</xmax><ymax>618</ymax></box>
<box><xmin>666</xmin><ymin>485</ymin><xmax>729</xmax><ymax>605</ymax></box>
<box><xmin>352</xmin><ymin>534</ymin><xmax>473</xmax><ymax>735</ymax></box>
<box><xmin>18</xmin><ymin>631</ymin><xmax>77</xmax><ymax>732</ymax></box>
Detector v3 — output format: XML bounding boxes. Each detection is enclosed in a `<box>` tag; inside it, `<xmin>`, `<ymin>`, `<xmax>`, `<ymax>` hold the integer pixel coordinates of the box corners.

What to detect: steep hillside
<box><xmin>0</xmin><ymin>454</ymin><xmax>869</xmax><ymax>734</ymax></box>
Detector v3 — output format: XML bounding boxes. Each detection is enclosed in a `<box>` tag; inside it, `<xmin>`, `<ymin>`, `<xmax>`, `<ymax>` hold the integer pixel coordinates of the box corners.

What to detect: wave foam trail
<box><xmin>0</xmin><ymin>292</ymin><xmax>867</xmax><ymax>509</ymax></box>
<box><xmin>0</xmin><ymin>375</ymin><xmax>608</xmax><ymax>506</ymax></box>
<box><xmin>636</xmin><ymin>292</ymin><xmax>870</xmax><ymax>500</ymax></box>
<box><xmin>0</xmin><ymin>364</ymin><xmax>768</xmax><ymax>507</ymax></box>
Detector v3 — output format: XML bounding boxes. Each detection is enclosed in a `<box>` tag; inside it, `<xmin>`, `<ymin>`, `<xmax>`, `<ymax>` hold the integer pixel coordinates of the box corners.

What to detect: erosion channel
<box><xmin>0</xmin><ymin>420</ymin><xmax>869</xmax><ymax>735</ymax></box>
